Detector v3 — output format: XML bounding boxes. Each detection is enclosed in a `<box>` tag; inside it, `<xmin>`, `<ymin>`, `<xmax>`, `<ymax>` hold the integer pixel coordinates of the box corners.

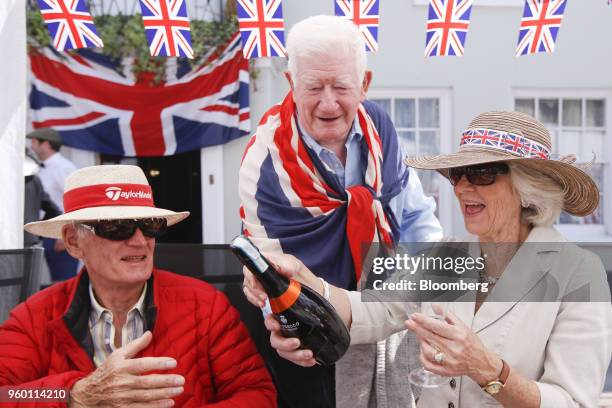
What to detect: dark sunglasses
<box><xmin>80</xmin><ymin>218</ymin><xmax>167</xmax><ymax>241</ymax></box>
<box><xmin>449</xmin><ymin>163</ymin><xmax>509</xmax><ymax>186</ymax></box>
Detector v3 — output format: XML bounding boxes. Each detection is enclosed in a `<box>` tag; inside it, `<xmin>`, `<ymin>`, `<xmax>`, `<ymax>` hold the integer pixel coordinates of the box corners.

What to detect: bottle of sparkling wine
<box><xmin>230</xmin><ymin>235</ymin><xmax>350</xmax><ymax>365</ymax></box>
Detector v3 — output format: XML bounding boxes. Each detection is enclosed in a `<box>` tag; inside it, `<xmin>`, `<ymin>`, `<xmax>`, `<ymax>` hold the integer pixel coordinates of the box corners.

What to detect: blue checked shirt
<box><xmin>299</xmin><ymin>119</ymin><xmax>443</xmax><ymax>243</ymax></box>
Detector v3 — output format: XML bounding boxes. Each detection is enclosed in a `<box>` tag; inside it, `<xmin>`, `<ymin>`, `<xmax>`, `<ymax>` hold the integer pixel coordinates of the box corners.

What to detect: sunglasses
<box><xmin>449</xmin><ymin>163</ymin><xmax>509</xmax><ymax>186</ymax></box>
<box><xmin>80</xmin><ymin>218</ymin><xmax>167</xmax><ymax>241</ymax></box>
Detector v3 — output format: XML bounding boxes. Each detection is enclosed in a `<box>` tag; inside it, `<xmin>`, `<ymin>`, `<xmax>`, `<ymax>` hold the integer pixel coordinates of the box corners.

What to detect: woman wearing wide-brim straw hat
<box><xmin>405</xmin><ymin>110</ymin><xmax>599</xmax><ymax>217</ymax></box>
<box><xmin>242</xmin><ymin>110</ymin><xmax>612</xmax><ymax>407</ymax></box>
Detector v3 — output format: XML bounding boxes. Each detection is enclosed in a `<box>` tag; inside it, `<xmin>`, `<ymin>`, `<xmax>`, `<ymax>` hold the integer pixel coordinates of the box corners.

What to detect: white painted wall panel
<box><xmin>0</xmin><ymin>0</ymin><xmax>26</xmax><ymax>249</ymax></box>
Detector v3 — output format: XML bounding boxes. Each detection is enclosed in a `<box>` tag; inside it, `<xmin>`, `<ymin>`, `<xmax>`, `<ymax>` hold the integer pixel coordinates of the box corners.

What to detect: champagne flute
<box><xmin>408</xmin><ymin>302</ymin><xmax>448</xmax><ymax>388</ymax></box>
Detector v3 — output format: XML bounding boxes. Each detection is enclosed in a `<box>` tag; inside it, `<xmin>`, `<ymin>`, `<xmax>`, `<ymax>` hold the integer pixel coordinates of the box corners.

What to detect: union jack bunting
<box><xmin>37</xmin><ymin>0</ymin><xmax>104</xmax><ymax>52</ymax></box>
<box><xmin>29</xmin><ymin>34</ymin><xmax>249</xmax><ymax>157</ymax></box>
<box><xmin>334</xmin><ymin>0</ymin><xmax>381</xmax><ymax>52</ymax></box>
<box><xmin>237</xmin><ymin>0</ymin><xmax>286</xmax><ymax>59</ymax></box>
<box><xmin>516</xmin><ymin>0</ymin><xmax>567</xmax><ymax>56</ymax></box>
<box><xmin>139</xmin><ymin>0</ymin><xmax>194</xmax><ymax>58</ymax></box>
<box><xmin>461</xmin><ymin>128</ymin><xmax>551</xmax><ymax>159</ymax></box>
<box><xmin>425</xmin><ymin>0</ymin><xmax>473</xmax><ymax>57</ymax></box>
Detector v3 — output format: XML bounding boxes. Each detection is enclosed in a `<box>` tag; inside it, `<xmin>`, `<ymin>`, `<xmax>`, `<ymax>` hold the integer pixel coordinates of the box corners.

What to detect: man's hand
<box><xmin>69</xmin><ymin>331</ymin><xmax>184</xmax><ymax>408</ymax></box>
<box><xmin>242</xmin><ymin>253</ymin><xmax>313</xmax><ymax>308</ymax></box>
<box><xmin>264</xmin><ymin>314</ymin><xmax>317</xmax><ymax>367</ymax></box>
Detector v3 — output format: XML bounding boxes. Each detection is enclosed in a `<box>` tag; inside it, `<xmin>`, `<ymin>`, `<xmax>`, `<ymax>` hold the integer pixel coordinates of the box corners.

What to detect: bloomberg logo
<box><xmin>104</xmin><ymin>186</ymin><xmax>152</xmax><ymax>201</ymax></box>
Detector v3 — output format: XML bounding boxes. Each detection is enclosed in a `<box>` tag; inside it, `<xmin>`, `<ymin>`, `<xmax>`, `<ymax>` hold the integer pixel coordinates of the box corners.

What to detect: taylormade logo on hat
<box><xmin>27</xmin><ymin>165</ymin><xmax>190</xmax><ymax>240</ymax></box>
<box><xmin>104</xmin><ymin>186</ymin><xmax>152</xmax><ymax>201</ymax></box>
<box><xmin>105</xmin><ymin>187</ymin><xmax>122</xmax><ymax>200</ymax></box>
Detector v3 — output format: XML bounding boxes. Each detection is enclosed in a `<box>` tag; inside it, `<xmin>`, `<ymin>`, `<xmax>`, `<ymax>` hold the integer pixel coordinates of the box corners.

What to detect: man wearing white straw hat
<box><xmin>0</xmin><ymin>165</ymin><xmax>276</xmax><ymax>407</ymax></box>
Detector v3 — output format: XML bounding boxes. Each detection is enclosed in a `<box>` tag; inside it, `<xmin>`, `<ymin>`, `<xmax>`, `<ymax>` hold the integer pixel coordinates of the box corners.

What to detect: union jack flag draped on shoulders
<box><xmin>37</xmin><ymin>0</ymin><xmax>104</xmax><ymax>52</ymax></box>
<box><xmin>237</xmin><ymin>0</ymin><xmax>286</xmax><ymax>59</ymax></box>
<box><xmin>139</xmin><ymin>0</ymin><xmax>194</xmax><ymax>58</ymax></box>
<box><xmin>334</xmin><ymin>0</ymin><xmax>381</xmax><ymax>52</ymax></box>
<box><xmin>239</xmin><ymin>95</ymin><xmax>408</xmax><ymax>289</ymax></box>
<box><xmin>425</xmin><ymin>0</ymin><xmax>473</xmax><ymax>57</ymax></box>
<box><xmin>29</xmin><ymin>34</ymin><xmax>249</xmax><ymax>157</ymax></box>
<box><xmin>516</xmin><ymin>0</ymin><xmax>567</xmax><ymax>56</ymax></box>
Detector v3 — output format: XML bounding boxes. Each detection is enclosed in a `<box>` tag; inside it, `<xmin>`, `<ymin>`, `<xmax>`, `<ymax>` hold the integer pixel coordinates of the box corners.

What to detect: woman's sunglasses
<box><xmin>80</xmin><ymin>218</ymin><xmax>167</xmax><ymax>241</ymax></box>
<box><xmin>449</xmin><ymin>163</ymin><xmax>509</xmax><ymax>186</ymax></box>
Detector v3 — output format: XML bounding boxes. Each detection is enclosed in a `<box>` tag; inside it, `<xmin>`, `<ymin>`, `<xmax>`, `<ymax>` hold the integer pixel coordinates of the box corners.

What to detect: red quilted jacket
<box><xmin>0</xmin><ymin>268</ymin><xmax>276</xmax><ymax>407</ymax></box>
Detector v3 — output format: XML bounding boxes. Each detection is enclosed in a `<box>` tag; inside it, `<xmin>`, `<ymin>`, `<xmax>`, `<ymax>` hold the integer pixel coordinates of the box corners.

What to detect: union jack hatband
<box><xmin>404</xmin><ymin>111</ymin><xmax>599</xmax><ymax>216</ymax></box>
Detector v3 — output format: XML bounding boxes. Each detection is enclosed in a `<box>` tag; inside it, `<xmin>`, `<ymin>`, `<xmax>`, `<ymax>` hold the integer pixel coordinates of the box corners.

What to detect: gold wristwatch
<box><xmin>481</xmin><ymin>359</ymin><xmax>509</xmax><ymax>395</ymax></box>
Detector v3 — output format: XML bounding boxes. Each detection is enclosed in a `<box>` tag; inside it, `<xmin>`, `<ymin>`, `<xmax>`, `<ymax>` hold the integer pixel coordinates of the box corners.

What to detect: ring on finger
<box><xmin>433</xmin><ymin>349</ymin><xmax>444</xmax><ymax>364</ymax></box>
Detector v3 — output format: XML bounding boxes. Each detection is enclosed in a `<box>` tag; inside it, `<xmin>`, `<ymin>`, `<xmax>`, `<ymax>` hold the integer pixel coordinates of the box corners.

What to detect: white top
<box><xmin>38</xmin><ymin>152</ymin><xmax>78</xmax><ymax>211</ymax></box>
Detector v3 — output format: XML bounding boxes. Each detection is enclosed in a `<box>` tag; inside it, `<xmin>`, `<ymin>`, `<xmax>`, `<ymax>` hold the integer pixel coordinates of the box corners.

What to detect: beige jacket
<box><xmin>346</xmin><ymin>227</ymin><xmax>612</xmax><ymax>407</ymax></box>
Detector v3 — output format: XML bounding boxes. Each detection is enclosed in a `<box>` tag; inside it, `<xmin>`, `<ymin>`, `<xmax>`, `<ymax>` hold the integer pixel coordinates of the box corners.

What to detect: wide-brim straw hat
<box><xmin>404</xmin><ymin>111</ymin><xmax>599</xmax><ymax>216</ymax></box>
<box><xmin>25</xmin><ymin>165</ymin><xmax>190</xmax><ymax>239</ymax></box>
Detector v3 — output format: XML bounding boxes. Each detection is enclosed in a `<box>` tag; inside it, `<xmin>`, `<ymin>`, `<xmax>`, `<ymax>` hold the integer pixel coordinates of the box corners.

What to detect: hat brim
<box><xmin>404</xmin><ymin>148</ymin><xmax>600</xmax><ymax>217</ymax></box>
<box><xmin>25</xmin><ymin>206</ymin><xmax>190</xmax><ymax>239</ymax></box>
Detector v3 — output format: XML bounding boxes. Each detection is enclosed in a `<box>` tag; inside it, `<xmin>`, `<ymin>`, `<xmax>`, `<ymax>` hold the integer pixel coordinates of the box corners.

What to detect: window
<box><xmin>368</xmin><ymin>90</ymin><xmax>453</xmax><ymax>231</ymax></box>
<box><xmin>514</xmin><ymin>96</ymin><xmax>608</xmax><ymax>228</ymax></box>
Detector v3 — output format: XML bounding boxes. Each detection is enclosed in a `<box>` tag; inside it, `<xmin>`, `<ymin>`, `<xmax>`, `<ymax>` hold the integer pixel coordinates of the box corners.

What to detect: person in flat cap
<box><xmin>0</xmin><ymin>164</ymin><xmax>276</xmax><ymax>407</ymax></box>
<box><xmin>27</xmin><ymin>128</ymin><xmax>79</xmax><ymax>281</ymax></box>
<box><xmin>23</xmin><ymin>148</ymin><xmax>61</xmax><ymax>247</ymax></box>
<box><xmin>244</xmin><ymin>111</ymin><xmax>612</xmax><ymax>407</ymax></box>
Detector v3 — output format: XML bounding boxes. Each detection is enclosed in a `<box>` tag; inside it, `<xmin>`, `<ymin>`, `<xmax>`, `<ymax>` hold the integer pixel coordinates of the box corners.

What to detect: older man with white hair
<box><xmin>0</xmin><ymin>165</ymin><xmax>276</xmax><ymax>407</ymax></box>
<box><xmin>239</xmin><ymin>15</ymin><xmax>442</xmax><ymax>408</ymax></box>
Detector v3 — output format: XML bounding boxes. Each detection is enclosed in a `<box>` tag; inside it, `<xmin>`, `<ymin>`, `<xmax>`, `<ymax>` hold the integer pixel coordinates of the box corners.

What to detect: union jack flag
<box><xmin>480</xmin><ymin>130</ymin><xmax>501</xmax><ymax>146</ymax></box>
<box><xmin>516</xmin><ymin>0</ymin><xmax>567</xmax><ymax>56</ymax></box>
<box><xmin>37</xmin><ymin>0</ymin><xmax>103</xmax><ymax>52</ymax></box>
<box><xmin>425</xmin><ymin>0</ymin><xmax>473</xmax><ymax>57</ymax></box>
<box><xmin>139</xmin><ymin>0</ymin><xmax>194</xmax><ymax>58</ymax></box>
<box><xmin>334</xmin><ymin>0</ymin><xmax>381</xmax><ymax>52</ymax></box>
<box><xmin>500</xmin><ymin>132</ymin><xmax>526</xmax><ymax>155</ymax></box>
<box><xmin>527</xmin><ymin>141</ymin><xmax>549</xmax><ymax>159</ymax></box>
<box><xmin>237</xmin><ymin>0</ymin><xmax>286</xmax><ymax>59</ymax></box>
<box><xmin>29</xmin><ymin>34</ymin><xmax>249</xmax><ymax>157</ymax></box>
<box><xmin>240</xmin><ymin>97</ymin><xmax>407</xmax><ymax>289</ymax></box>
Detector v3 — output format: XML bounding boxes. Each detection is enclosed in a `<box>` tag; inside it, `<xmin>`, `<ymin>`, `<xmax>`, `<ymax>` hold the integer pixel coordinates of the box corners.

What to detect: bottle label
<box><xmin>269</xmin><ymin>280</ymin><xmax>301</xmax><ymax>313</ymax></box>
<box><xmin>278</xmin><ymin>314</ymin><xmax>300</xmax><ymax>331</ymax></box>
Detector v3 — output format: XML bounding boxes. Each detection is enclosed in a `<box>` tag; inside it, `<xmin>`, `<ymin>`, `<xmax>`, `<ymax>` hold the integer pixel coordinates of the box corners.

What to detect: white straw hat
<box><xmin>404</xmin><ymin>111</ymin><xmax>599</xmax><ymax>216</ymax></box>
<box><xmin>25</xmin><ymin>165</ymin><xmax>190</xmax><ymax>239</ymax></box>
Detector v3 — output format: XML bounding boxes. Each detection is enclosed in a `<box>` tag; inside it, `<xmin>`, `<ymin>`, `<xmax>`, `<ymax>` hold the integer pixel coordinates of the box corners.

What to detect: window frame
<box><xmin>513</xmin><ymin>88</ymin><xmax>612</xmax><ymax>241</ymax></box>
<box><xmin>367</xmin><ymin>88</ymin><xmax>454</xmax><ymax>233</ymax></box>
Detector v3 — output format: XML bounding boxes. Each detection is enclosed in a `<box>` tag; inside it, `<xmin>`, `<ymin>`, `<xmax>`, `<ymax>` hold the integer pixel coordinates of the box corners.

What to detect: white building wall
<box><xmin>0</xmin><ymin>0</ymin><xmax>26</xmax><ymax>249</ymax></box>
<box><xmin>221</xmin><ymin>0</ymin><xmax>612</xmax><ymax>241</ymax></box>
